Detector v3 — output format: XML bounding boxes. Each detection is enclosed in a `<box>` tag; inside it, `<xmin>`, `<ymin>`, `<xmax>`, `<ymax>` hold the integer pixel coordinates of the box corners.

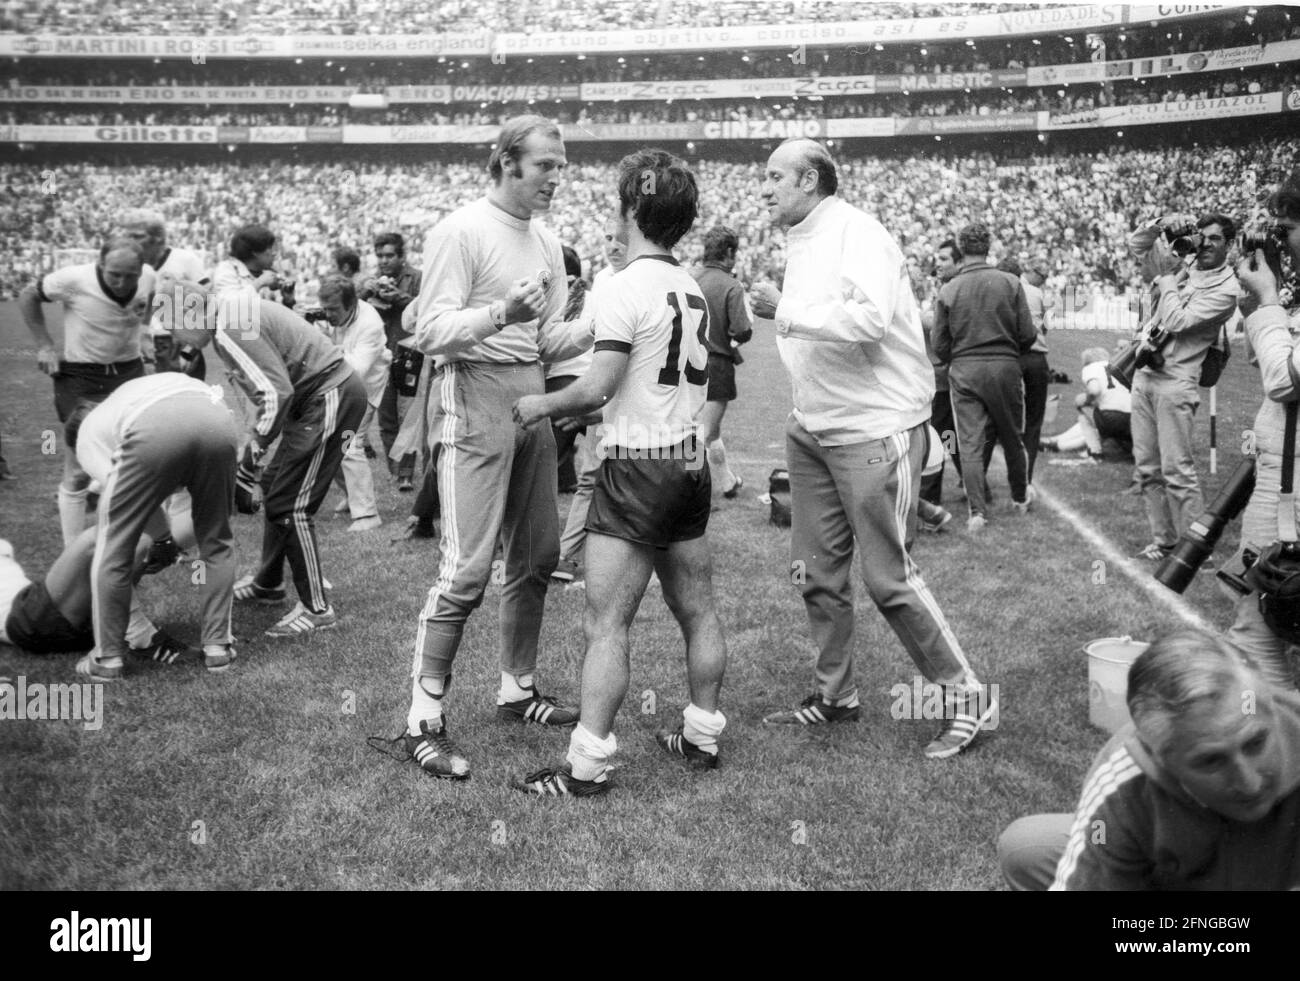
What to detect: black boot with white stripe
<box><xmin>762</xmin><ymin>693</ymin><xmax>860</xmax><ymax>725</ymax></box>
<box><xmin>513</xmin><ymin>764</ymin><xmax>609</xmax><ymax>798</ymax></box>
<box><xmin>402</xmin><ymin>715</ymin><xmax>470</xmax><ymax>780</ymax></box>
<box><xmin>496</xmin><ymin>687</ymin><xmax>579</xmax><ymax>727</ymax></box>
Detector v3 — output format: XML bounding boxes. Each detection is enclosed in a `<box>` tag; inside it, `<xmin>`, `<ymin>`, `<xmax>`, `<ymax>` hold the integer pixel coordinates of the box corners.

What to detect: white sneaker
<box><xmin>349</xmin><ymin>515</ymin><xmax>382</xmax><ymax>533</ymax></box>
<box><xmin>966</xmin><ymin>514</ymin><xmax>987</xmax><ymax>533</ymax></box>
<box><xmin>266</xmin><ymin>602</ymin><xmax>338</xmax><ymax>637</ymax></box>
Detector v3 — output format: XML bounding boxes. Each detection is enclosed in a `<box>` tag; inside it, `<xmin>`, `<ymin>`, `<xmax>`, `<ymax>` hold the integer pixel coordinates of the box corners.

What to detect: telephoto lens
<box><xmin>1155</xmin><ymin>458</ymin><xmax>1257</xmax><ymax>593</ymax></box>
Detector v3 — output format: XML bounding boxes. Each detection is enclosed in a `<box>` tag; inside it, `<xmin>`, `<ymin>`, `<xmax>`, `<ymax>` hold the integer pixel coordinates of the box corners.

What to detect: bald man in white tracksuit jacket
<box><xmin>755</xmin><ymin>150</ymin><xmax>995</xmax><ymax>758</ymax></box>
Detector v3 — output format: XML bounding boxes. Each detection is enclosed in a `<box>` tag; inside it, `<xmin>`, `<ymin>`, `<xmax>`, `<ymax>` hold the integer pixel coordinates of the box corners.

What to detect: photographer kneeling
<box><xmin>1127</xmin><ymin>213</ymin><xmax>1240</xmax><ymax>562</ymax></box>
<box><xmin>1226</xmin><ymin>170</ymin><xmax>1300</xmax><ymax>692</ymax></box>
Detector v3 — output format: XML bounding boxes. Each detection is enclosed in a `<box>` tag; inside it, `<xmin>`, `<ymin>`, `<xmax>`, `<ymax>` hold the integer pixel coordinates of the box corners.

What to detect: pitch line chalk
<box><xmin>1031</xmin><ymin>483</ymin><xmax>1217</xmax><ymax>633</ymax></box>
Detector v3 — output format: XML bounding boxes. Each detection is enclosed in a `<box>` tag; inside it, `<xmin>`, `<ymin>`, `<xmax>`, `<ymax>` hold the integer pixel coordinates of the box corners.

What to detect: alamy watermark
<box><xmin>591</xmin><ymin>417</ymin><xmax>705</xmax><ymax>471</ymax></box>
<box><xmin>0</xmin><ymin>675</ymin><xmax>103</xmax><ymax>730</ymax></box>
<box><xmin>889</xmin><ymin>678</ymin><xmax>999</xmax><ymax>729</ymax></box>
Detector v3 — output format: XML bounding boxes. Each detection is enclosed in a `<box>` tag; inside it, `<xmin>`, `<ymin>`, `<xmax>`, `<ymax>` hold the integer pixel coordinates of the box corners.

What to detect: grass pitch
<box><xmin>0</xmin><ymin>302</ymin><xmax>1257</xmax><ymax>889</ymax></box>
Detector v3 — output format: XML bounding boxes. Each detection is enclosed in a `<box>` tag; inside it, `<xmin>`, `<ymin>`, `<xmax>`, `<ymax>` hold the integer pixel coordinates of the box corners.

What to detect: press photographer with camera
<box><xmin>1219</xmin><ymin>171</ymin><xmax>1300</xmax><ymax>691</ymax></box>
<box><xmin>1126</xmin><ymin>213</ymin><xmax>1241</xmax><ymax>562</ymax></box>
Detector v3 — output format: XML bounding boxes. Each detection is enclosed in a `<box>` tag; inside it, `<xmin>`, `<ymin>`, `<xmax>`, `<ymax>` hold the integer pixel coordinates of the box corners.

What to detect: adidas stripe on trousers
<box><xmin>412</xmin><ymin>361</ymin><xmax>560</xmax><ymax>681</ymax></box>
<box><xmin>90</xmin><ymin>391</ymin><xmax>239</xmax><ymax>659</ymax></box>
<box><xmin>254</xmin><ymin>372</ymin><xmax>367</xmax><ymax>613</ymax></box>
<box><xmin>786</xmin><ymin>418</ymin><xmax>978</xmax><ymax>702</ymax></box>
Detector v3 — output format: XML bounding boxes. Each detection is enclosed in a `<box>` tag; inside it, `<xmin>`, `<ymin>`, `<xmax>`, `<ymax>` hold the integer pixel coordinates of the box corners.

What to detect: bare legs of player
<box><xmin>567</xmin><ymin>532</ymin><xmax>726</xmax><ymax>781</ymax></box>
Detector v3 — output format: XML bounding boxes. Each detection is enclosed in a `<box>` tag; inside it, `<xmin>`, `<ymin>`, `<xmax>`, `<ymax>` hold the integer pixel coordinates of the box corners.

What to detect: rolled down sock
<box><xmin>566</xmin><ymin>723</ymin><xmax>617</xmax><ymax>783</ymax></box>
<box><xmin>682</xmin><ymin>703</ymin><xmax>726</xmax><ymax>755</ymax></box>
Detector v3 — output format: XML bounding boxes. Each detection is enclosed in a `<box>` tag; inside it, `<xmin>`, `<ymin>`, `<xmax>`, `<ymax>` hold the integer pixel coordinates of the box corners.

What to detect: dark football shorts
<box><xmin>4</xmin><ymin>581</ymin><xmax>94</xmax><ymax>654</ymax></box>
<box><xmin>586</xmin><ymin>439</ymin><xmax>712</xmax><ymax>549</ymax></box>
<box><xmin>705</xmin><ymin>353</ymin><xmax>737</xmax><ymax>403</ymax></box>
<box><xmin>54</xmin><ymin>359</ymin><xmax>146</xmax><ymax>445</ymax></box>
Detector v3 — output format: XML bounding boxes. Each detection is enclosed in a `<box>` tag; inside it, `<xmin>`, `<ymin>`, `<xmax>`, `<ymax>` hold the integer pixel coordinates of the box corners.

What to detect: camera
<box><xmin>1237</xmin><ymin>219</ymin><xmax>1286</xmax><ymax>281</ymax></box>
<box><xmin>1162</xmin><ymin>220</ymin><xmax>1202</xmax><ymax>257</ymax></box>
<box><xmin>301</xmin><ymin>306</ymin><xmax>328</xmax><ymax>324</ymax></box>
<box><xmin>1155</xmin><ymin>458</ymin><xmax>1256</xmax><ymax>593</ymax></box>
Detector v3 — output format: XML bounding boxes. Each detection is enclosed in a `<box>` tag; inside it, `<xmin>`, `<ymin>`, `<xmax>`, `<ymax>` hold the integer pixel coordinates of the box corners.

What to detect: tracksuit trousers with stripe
<box><xmin>91</xmin><ymin>391</ymin><xmax>239</xmax><ymax>660</ymax></box>
<box><xmin>787</xmin><ymin>418</ymin><xmax>978</xmax><ymax>702</ymax></box>
<box><xmin>252</xmin><ymin>373</ymin><xmax>367</xmax><ymax>613</ymax></box>
<box><xmin>412</xmin><ymin>361</ymin><xmax>560</xmax><ymax>682</ymax></box>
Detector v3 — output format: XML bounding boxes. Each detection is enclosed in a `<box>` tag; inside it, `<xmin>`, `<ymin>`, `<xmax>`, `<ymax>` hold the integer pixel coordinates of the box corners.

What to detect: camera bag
<box><xmin>1198</xmin><ymin>322</ymin><xmax>1232</xmax><ymax>388</ymax></box>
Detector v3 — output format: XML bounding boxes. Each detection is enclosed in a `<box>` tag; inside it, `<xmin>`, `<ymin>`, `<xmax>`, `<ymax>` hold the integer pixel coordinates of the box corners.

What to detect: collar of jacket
<box><xmin>787</xmin><ymin>195</ymin><xmax>839</xmax><ymax>239</ymax></box>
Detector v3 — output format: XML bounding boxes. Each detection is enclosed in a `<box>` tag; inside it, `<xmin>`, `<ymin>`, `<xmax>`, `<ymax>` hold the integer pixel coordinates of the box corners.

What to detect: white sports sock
<box><xmin>57</xmin><ymin>485</ymin><xmax>88</xmax><ymax>545</ymax></box>
<box><xmin>682</xmin><ymin>703</ymin><xmax>726</xmax><ymax>756</ymax></box>
<box><xmin>707</xmin><ymin>438</ymin><xmax>738</xmax><ymax>490</ymax></box>
<box><xmin>124</xmin><ymin>599</ymin><xmax>157</xmax><ymax>649</ymax></box>
<box><xmin>407</xmin><ymin>675</ymin><xmax>446</xmax><ymax>735</ymax></box>
<box><xmin>498</xmin><ymin>671</ymin><xmax>534</xmax><ymax>703</ymax></box>
<box><xmin>566</xmin><ymin>723</ymin><xmax>617</xmax><ymax>783</ymax></box>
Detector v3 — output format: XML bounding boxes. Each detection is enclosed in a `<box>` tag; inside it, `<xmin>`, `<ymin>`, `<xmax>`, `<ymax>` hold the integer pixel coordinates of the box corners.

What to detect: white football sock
<box><xmin>57</xmin><ymin>485</ymin><xmax>88</xmax><ymax>545</ymax></box>
<box><xmin>407</xmin><ymin>675</ymin><xmax>446</xmax><ymax>735</ymax></box>
<box><xmin>498</xmin><ymin>671</ymin><xmax>534</xmax><ymax>703</ymax></box>
<box><xmin>124</xmin><ymin>598</ymin><xmax>157</xmax><ymax>649</ymax></box>
<box><xmin>682</xmin><ymin>703</ymin><xmax>726</xmax><ymax>756</ymax></box>
<box><xmin>566</xmin><ymin>723</ymin><xmax>616</xmax><ymax>783</ymax></box>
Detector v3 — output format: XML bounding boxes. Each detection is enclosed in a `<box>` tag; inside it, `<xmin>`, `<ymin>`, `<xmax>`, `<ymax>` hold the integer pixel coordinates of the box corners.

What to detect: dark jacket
<box><xmin>692</xmin><ymin>261</ymin><xmax>753</xmax><ymax>363</ymax></box>
<box><xmin>359</xmin><ymin>261</ymin><xmax>422</xmax><ymax>351</ymax></box>
<box><xmin>933</xmin><ymin>260</ymin><xmax>1036</xmax><ymax>363</ymax></box>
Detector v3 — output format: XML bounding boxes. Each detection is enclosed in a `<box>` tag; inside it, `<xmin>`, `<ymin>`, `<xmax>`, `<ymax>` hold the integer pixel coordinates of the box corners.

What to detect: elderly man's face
<box><xmin>760</xmin><ymin>145</ymin><xmax>817</xmax><ymax>229</ymax></box>
<box><xmin>1159</xmin><ymin>686</ymin><xmax>1284</xmax><ymax>824</ymax></box>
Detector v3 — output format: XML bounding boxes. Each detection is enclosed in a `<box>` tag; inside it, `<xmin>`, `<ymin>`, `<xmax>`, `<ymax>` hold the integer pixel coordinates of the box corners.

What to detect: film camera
<box><xmin>1237</xmin><ymin>218</ymin><xmax>1288</xmax><ymax>282</ymax></box>
<box><xmin>301</xmin><ymin>306</ymin><xmax>328</xmax><ymax>324</ymax></box>
<box><xmin>1161</xmin><ymin>219</ymin><xmax>1203</xmax><ymax>257</ymax></box>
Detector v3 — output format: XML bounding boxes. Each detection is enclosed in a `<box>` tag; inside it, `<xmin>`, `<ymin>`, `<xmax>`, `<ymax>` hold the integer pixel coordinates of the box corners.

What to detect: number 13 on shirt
<box><xmin>658</xmin><ymin>291</ymin><xmax>709</xmax><ymax>388</ymax></box>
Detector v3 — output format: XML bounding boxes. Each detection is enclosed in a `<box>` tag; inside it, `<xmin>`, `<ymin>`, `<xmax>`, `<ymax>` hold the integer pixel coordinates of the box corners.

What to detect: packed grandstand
<box><xmin>1</xmin><ymin>1</ymin><xmax>1297</xmax><ymax>319</ymax></box>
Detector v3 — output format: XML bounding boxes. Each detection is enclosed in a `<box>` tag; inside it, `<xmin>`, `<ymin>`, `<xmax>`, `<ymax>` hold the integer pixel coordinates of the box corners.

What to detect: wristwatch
<box><xmin>489</xmin><ymin>300</ymin><xmax>507</xmax><ymax>329</ymax></box>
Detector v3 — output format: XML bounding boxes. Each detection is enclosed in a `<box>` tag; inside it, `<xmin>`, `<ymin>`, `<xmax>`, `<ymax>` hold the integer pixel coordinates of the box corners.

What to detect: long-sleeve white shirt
<box><xmin>412</xmin><ymin>196</ymin><xmax>593</xmax><ymax>367</ymax></box>
<box><xmin>774</xmin><ymin>195</ymin><xmax>933</xmax><ymax>444</ymax></box>
<box><xmin>324</xmin><ymin>301</ymin><xmax>391</xmax><ymax>407</ymax></box>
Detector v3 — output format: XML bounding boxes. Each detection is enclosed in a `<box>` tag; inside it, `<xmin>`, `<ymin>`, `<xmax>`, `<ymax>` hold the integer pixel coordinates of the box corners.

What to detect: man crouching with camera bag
<box><xmin>1224</xmin><ymin>170</ymin><xmax>1300</xmax><ymax>691</ymax></box>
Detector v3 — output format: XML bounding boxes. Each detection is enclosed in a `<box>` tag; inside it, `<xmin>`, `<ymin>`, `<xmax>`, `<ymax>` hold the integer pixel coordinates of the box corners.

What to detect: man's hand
<box><xmin>1236</xmin><ymin>249</ymin><xmax>1281</xmax><ymax>319</ymax></box>
<box><xmin>36</xmin><ymin>345</ymin><xmax>59</xmax><ymax>376</ymax></box>
<box><xmin>512</xmin><ymin>394</ymin><xmax>550</xmax><ymax>429</ymax></box>
<box><xmin>750</xmin><ymin>281</ymin><xmax>782</xmax><ymax>320</ymax></box>
<box><xmin>1148</xmin><ymin>235</ymin><xmax>1185</xmax><ymax>278</ymax></box>
<box><xmin>557</xmin><ymin>410</ymin><xmax>602</xmax><ymax>432</ymax></box>
<box><xmin>504</xmin><ymin>275</ymin><xmax>547</xmax><ymax>325</ymax></box>
<box><xmin>234</xmin><ymin>460</ymin><xmax>261</xmax><ymax>515</ymax></box>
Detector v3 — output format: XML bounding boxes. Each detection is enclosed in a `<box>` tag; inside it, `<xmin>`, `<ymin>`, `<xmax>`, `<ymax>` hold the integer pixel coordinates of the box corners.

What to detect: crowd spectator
<box><xmin>1</xmin><ymin>137</ymin><xmax>1296</xmax><ymax>310</ymax></box>
<box><xmin>3</xmin><ymin>0</ymin><xmax>1216</xmax><ymax>37</ymax></box>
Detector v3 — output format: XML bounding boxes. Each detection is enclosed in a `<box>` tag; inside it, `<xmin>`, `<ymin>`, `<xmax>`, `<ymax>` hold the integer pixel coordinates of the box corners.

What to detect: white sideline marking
<box><xmin>1032</xmin><ymin>484</ymin><xmax>1216</xmax><ymax>632</ymax></box>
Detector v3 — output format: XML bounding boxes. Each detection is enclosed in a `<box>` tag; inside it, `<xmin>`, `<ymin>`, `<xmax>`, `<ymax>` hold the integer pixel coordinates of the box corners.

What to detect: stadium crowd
<box><xmin>1</xmin><ymin>137</ymin><xmax>1295</xmax><ymax>306</ymax></box>
<box><xmin>6</xmin><ymin>10</ymin><xmax>1294</xmax><ymax>92</ymax></box>
<box><xmin>6</xmin><ymin>1</ymin><xmax>1073</xmax><ymax>36</ymax></box>
<box><xmin>8</xmin><ymin>65</ymin><xmax>1297</xmax><ymax>129</ymax></box>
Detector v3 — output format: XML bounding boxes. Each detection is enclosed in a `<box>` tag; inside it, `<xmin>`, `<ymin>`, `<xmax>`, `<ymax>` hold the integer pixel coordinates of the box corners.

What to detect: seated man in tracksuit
<box><xmin>162</xmin><ymin>276</ymin><xmax>367</xmax><ymax>637</ymax></box>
